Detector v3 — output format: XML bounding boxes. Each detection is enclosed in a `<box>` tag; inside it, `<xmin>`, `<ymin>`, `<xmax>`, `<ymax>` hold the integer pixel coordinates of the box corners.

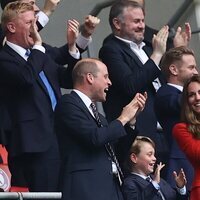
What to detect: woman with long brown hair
<box><xmin>173</xmin><ymin>75</ymin><xmax>200</xmax><ymax>200</ymax></box>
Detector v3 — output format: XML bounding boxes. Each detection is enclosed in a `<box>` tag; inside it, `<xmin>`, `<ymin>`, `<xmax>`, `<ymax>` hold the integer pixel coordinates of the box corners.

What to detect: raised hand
<box><xmin>67</xmin><ymin>19</ymin><xmax>80</xmax><ymax>53</ymax></box>
<box><xmin>81</xmin><ymin>15</ymin><xmax>100</xmax><ymax>38</ymax></box>
<box><xmin>151</xmin><ymin>25</ymin><xmax>169</xmax><ymax>65</ymax></box>
<box><xmin>30</xmin><ymin>16</ymin><xmax>42</xmax><ymax>46</ymax></box>
<box><xmin>153</xmin><ymin>162</ymin><xmax>165</xmax><ymax>184</ymax></box>
<box><xmin>173</xmin><ymin>23</ymin><xmax>191</xmax><ymax>47</ymax></box>
<box><xmin>173</xmin><ymin>168</ymin><xmax>187</xmax><ymax>188</ymax></box>
<box><xmin>118</xmin><ymin>92</ymin><xmax>147</xmax><ymax>126</ymax></box>
<box><xmin>42</xmin><ymin>0</ymin><xmax>60</xmax><ymax>17</ymax></box>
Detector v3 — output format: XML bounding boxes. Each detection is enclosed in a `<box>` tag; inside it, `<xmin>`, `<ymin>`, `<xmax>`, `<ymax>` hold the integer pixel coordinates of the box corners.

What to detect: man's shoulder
<box><xmin>124</xmin><ymin>174</ymin><xmax>144</xmax><ymax>184</ymax></box>
<box><xmin>0</xmin><ymin>45</ymin><xmax>17</xmax><ymax>61</ymax></box>
<box><xmin>59</xmin><ymin>92</ymin><xmax>77</xmax><ymax>102</ymax></box>
<box><xmin>156</xmin><ymin>84</ymin><xmax>180</xmax><ymax>96</ymax></box>
<box><xmin>101</xmin><ymin>34</ymin><xmax>124</xmax><ymax>48</ymax></box>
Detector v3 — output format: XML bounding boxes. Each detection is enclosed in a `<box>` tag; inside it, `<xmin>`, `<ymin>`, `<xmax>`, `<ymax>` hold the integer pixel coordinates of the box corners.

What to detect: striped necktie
<box><xmin>146</xmin><ymin>176</ymin><xmax>165</xmax><ymax>200</ymax></box>
<box><xmin>90</xmin><ymin>102</ymin><xmax>124</xmax><ymax>185</ymax></box>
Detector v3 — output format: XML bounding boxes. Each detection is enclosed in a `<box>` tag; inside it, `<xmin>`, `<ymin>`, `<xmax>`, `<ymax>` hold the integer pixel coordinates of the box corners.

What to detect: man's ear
<box><xmin>86</xmin><ymin>73</ymin><xmax>94</xmax><ymax>85</ymax></box>
<box><xmin>7</xmin><ymin>22</ymin><xmax>16</xmax><ymax>33</ymax></box>
<box><xmin>112</xmin><ymin>18</ymin><xmax>121</xmax><ymax>31</ymax></box>
<box><xmin>130</xmin><ymin>153</ymin><xmax>137</xmax><ymax>164</ymax></box>
<box><xmin>169</xmin><ymin>64</ymin><xmax>178</xmax><ymax>76</ymax></box>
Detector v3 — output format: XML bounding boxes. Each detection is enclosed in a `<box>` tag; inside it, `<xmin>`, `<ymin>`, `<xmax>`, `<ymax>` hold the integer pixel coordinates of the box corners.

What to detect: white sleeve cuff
<box><xmin>32</xmin><ymin>45</ymin><xmax>46</xmax><ymax>53</ymax></box>
<box><xmin>177</xmin><ymin>186</ymin><xmax>186</xmax><ymax>195</ymax></box>
<box><xmin>69</xmin><ymin>48</ymin><xmax>80</xmax><ymax>59</ymax></box>
<box><xmin>36</xmin><ymin>11</ymin><xmax>49</xmax><ymax>27</ymax></box>
<box><xmin>76</xmin><ymin>33</ymin><xmax>92</xmax><ymax>50</ymax></box>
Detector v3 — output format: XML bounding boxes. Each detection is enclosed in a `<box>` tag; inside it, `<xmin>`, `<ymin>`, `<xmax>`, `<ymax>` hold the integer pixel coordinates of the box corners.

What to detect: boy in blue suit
<box><xmin>122</xmin><ymin>136</ymin><xmax>188</xmax><ymax>200</ymax></box>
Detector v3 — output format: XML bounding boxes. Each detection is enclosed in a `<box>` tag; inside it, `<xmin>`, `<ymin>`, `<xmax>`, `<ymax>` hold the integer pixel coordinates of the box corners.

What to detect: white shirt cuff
<box><xmin>36</xmin><ymin>11</ymin><xmax>49</xmax><ymax>27</ymax></box>
<box><xmin>177</xmin><ymin>186</ymin><xmax>186</xmax><ymax>195</ymax></box>
<box><xmin>69</xmin><ymin>48</ymin><xmax>80</xmax><ymax>59</ymax></box>
<box><xmin>76</xmin><ymin>33</ymin><xmax>92</xmax><ymax>50</ymax></box>
<box><xmin>32</xmin><ymin>45</ymin><xmax>46</xmax><ymax>53</ymax></box>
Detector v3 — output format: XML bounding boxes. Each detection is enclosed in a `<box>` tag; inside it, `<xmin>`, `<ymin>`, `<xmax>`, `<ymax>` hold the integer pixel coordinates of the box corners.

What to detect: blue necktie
<box><xmin>25</xmin><ymin>49</ymin><xmax>57</xmax><ymax>110</ymax></box>
<box><xmin>39</xmin><ymin>71</ymin><xmax>57</xmax><ymax>110</ymax></box>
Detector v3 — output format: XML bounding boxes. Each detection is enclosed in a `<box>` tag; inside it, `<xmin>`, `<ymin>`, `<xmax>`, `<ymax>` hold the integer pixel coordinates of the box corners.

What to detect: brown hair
<box><xmin>181</xmin><ymin>75</ymin><xmax>200</xmax><ymax>138</ymax></box>
<box><xmin>125</xmin><ymin>136</ymin><xmax>155</xmax><ymax>171</ymax></box>
<box><xmin>1</xmin><ymin>1</ymin><xmax>34</xmax><ymax>33</ymax></box>
<box><xmin>161</xmin><ymin>46</ymin><xmax>194</xmax><ymax>80</ymax></box>
<box><xmin>72</xmin><ymin>58</ymin><xmax>100</xmax><ymax>85</ymax></box>
<box><xmin>109</xmin><ymin>1</ymin><xmax>144</xmax><ymax>31</ymax></box>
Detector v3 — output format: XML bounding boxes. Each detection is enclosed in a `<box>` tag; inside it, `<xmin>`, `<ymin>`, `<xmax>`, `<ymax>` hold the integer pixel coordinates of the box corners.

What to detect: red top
<box><xmin>173</xmin><ymin>123</ymin><xmax>200</xmax><ymax>188</ymax></box>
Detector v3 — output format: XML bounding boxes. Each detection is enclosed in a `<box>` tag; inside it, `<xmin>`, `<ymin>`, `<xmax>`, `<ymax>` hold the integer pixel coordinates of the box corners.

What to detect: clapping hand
<box><xmin>173</xmin><ymin>168</ymin><xmax>187</xmax><ymax>188</ymax></box>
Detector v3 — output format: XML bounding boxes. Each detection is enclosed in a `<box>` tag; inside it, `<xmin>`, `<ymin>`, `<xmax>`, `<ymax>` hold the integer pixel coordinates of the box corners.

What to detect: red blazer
<box><xmin>173</xmin><ymin>123</ymin><xmax>200</xmax><ymax>198</ymax></box>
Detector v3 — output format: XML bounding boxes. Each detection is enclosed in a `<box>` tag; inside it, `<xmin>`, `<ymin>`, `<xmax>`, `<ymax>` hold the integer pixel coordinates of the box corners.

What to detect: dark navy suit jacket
<box><xmin>0</xmin><ymin>43</ymin><xmax>78</xmax><ymax>157</ymax></box>
<box><xmin>99</xmin><ymin>35</ymin><xmax>165</xmax><ymax>162</ymax></box>
<box><xmin>154</xmin><ymin>84</ymin><xmax>194</xmax><ymax>188</ymax></box>
<box><xmin>122</xmin><ymin>173</ymin><xmax>188</xmax><ymax>200</ymax></box>
<box><xmin>55</xmin><ymin>91</ymin><xmax>126</xmax><ymax>200</ymax></box>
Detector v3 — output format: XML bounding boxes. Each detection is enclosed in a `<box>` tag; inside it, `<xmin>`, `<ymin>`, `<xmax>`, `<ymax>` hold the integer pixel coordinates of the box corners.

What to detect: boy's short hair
<box><xmin>125</xmin><ymin>136</ymin><xmax>155</xmax><ymax>171</ymax></box>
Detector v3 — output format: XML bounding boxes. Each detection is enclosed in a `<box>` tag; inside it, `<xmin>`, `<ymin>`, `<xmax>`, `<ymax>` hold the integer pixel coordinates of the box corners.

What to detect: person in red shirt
<box><xmin>173</xmin><ymin>75</ymin><xmax>200</xmax><ymax>200</ymax></box>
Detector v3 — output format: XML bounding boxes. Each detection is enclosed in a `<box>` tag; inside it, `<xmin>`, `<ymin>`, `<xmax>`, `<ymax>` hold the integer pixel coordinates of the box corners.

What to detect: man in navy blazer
<box><xmin>99</xmin><ymin>1</ymin><xmax>191</xmax><ymax>166</ymax></box>
<box><xmin>99</xmin><ymin>1</ymin><xmax>170</xmax><ymax>165</ymax></box>
<box><xmin>0</xmin><ymin>1</ymin><xmax>83</xmax><ymax>191</ymax></box>
<box><xmin>154</xmin><ymin>46</ymin><xmax>198</xmax><ymax>189</ymax></box>
<box><xmin>54</xmin><ymin>58</ymin><xmax>147</xmax><ymax>200</ymax></box>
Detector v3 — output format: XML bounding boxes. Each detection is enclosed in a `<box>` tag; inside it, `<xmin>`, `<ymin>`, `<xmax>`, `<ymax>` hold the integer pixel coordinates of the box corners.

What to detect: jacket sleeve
<box><xmin>173</xmin><ymin>123</ymin><xmax>200</xmax><ymax>162</ymax></box>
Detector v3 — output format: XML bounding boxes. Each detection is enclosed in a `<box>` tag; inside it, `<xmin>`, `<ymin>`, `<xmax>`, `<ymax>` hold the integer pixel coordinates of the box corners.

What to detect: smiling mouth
<box><xmin>104</xmin><ymin>88</ymin><xmax>109</xmax><ymax>93</ymax></box>
<box><xmin>149</xmin><ymin>163</ymin><xmax>155</xmax><ymax>167</ymax></box>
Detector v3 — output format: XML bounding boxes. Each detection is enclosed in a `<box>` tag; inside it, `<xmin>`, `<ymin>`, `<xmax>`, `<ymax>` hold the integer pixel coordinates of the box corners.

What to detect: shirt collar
<box><xmin>115</xmin><ymin>35</ymin><xmax>146</xmax><ymax>50</ymax></box>
<box><xmin>73</xmin><ymin>89</ymin><xmax>92</xmax><ymax>110</ymax></box>
<box><xmin>167</xmin><ymin>83</ymin><xmax>183</xmax><ymax>92</ymax></box>
<box><xmin>6</xmin><ymin>40</ymin><xmax>28</xmax><ymax>60</ymax></box>
<box><xmin>131</xmin><ymin>172</ymin><xmax>148</xmax><ymax>180</ymax></box>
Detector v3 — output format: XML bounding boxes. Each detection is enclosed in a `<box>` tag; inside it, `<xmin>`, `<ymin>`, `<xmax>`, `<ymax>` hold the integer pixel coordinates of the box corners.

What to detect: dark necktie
<box><xmin>90</xmin><ymin>102</ymin><xmax>124</xmax><ymax>185</ymax></box>
<box><xmin>25</xmin><ymin>49</ymin><xmax>57</xmax><ymax>110</ymax></box>
<box><xmin>146</xmin><ymin>176</ymin><xmax>165</xmax><ymax>200</ymax></box>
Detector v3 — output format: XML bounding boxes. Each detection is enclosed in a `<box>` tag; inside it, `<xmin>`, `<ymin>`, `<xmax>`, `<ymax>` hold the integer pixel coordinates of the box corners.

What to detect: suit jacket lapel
<box><xmin>4</xmin><ymin>44</ymin><xmax>27</xmax><ymax>65</ymax></box>
<box><xmin>4</xmin><ymin>44</ymin><xmax>59</xmax><ymax>100</ymax></box>
<box><xmin>71</xmin><ymin>91</ymin><xmax>97</xmax><ymax>121</ymax></box>
<box><xmin>113</xmin><ymin>37</ymin><xmax>144</xmax><ymax>68</ymax></box>
<box><xmin>71</xmin><ymin>91</ymin><xmax>108</xmax><ymax>126</ymax></box>
<box><xmin>143</xmin><ymin>45</ymin><xmax>152</xmax><ymax>57</ymax></box>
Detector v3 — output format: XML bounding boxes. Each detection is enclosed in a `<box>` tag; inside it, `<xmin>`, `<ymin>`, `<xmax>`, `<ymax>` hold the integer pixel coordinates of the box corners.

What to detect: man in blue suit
<box><xmin>99</xmin><ymin>1</ymin><xmax>170</xmax><ymax>166</ymax></box>
<box><xmin>0</xmin><ymin>0</ymin><xmax>101</xmax><ymax>191</ymax></box>
<box><xmin>54</xmin><ymin>58</ymin><xmax>147</xmax><ymax>200</ymax></box>
<box><xmin>122</xmin><ymin>136</ymin><xmax>188</xmax><ymax>200</ymax></box>
<box><xmin>154</xmin><ymin>46</ymin><xmax>198</xmax><ymax>189</ymax></box>
<box><xmin>99</xmin><ymin>1</ymin><xmax>191</xmax><ymax>168</ymax></box>
<box><xmin>0</xmin><ymin>1</ymin><xmax>84</xmax><ymax>191</ymax></box>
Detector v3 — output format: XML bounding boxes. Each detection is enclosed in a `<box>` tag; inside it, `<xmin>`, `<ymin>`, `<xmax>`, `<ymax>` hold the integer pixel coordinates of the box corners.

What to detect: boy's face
<box><xmin>131</xmin><ymin>142</ymin><xmax>156</xmax><ymax>176</ymax></box>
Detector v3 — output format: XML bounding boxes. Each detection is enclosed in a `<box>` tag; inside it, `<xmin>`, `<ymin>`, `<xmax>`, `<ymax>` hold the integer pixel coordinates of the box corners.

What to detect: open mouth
<box><xmin>149</xmin><ymin>163</ymin><xmax>155</xmax><ymax>167</ymax></box>
<box><xmin>104</xmin><ymin>88</ymin><xmax>109</xmax><ymax>93</ymax></box>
